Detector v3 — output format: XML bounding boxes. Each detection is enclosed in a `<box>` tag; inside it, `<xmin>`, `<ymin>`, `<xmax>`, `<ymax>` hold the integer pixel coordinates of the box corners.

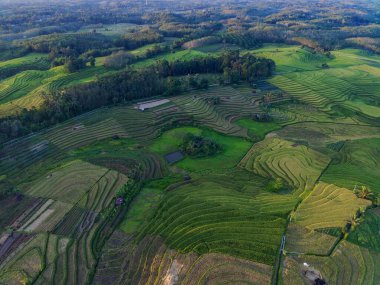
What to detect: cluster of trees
<box><xmin>181</xmin><ymin>133</ymin><xmax>222</xmax><ymax>157</ymax></box>
<box><xmin>182</xmin><ymin>36</ymin><xmax>220</xmax><ymax>49</ymax></box>
<box><xmin>221</xmin><ymin>31</ymin><xmax>261</xmax><ymax>49</ymax></box>
<box><xmin>65</xmin><ymin>56</ymin><xmax>95</xmax><ymax>72</ymax></box>
<box><xmin>153</xmin><ymin>50</ymin><xmax>275</xmax><ymax>82</ymax></box>
<box><xmin>266</xmin><ymin>178</ymin><xmax>286</xmax><ymax>192</ymax></box>
<box><xmin>103</xmin><ymin>51</ymin><xmax>136</xmax><ymax>69</ymax></box>
<box><xmin>24</xmin><ymin>33</ymin><xmax>113</xmax><ymax>56</ymax></box>
<box><xmin>116</xmin><ymin>29</ymin><xmax>163</xmax><ymax>50</ymax></box>
<box><xmin>220</xmin><ymin>51</ymin><xmax>275</xmax><ymax>83</ymax></box>
<box><xmin>346</xmin><ymin>37</ymin><xmax>380</xmax><ymax>54</ymax></box>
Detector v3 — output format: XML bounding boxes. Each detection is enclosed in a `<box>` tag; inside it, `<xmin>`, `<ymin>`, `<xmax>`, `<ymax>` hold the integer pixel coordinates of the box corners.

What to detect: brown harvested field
<box><xmin>20</xmin><ymin>200</ymin><xmax>73</xmax><ymax>233</ymax></box>
<box><xmin>0</xmin><ymin>193</ymin><xmax>44</xmax><ymax>230</ymax></box>
<box><xmin>0</xmin><ymin>232</ymin><xmax>34</xmax><ymax>266</ymax></box>
<box><xmin>285</xmin><ymin>223</ymin><xmax>338</xmax><ymax>255</ymax></box>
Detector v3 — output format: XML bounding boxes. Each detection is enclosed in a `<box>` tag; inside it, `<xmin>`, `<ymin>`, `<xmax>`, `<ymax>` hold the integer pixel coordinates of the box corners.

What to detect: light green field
<box><xmin>286</xmin><ymin>182</ymin><xmax>371</xmax><ymax>255</ymax></box>
<box><xmin>129</xmin><ymin>42</ymin><xmax>167</xmax><ymax>56</ymax></box>
<box><xmin>0</xmin><ymin>53</ymin><xmax>49</xmax><ymax>77</ymax></box>
<box><xmin>293</xmin><ymin>182</ymin><xmax>370</xmax><ymax>230</ymax></box>
<box><xmin>149</xmin><ymin>126</ymin><xmax>252</xmax><ymax>172</ymax></box>
<box><xmin>236</xmin><ymin>119</ymin><xmax>281</xmax><ymax>139</ymax></box>
<box><xmin>0</xmin><ymin>63</ymin><xmax>115</xmax><ymax>117</ymax></box>
<box><xmin>252</xmin><ymin>45</ymin><xmax>375</xmax><ymax>73</ymax></box>
<box><xmin>131</xmin><ymin>49</ymin><xmax>213</xmax><ymax>68</ymax></box>
<box><xmin>251</xmin><ymin>45</ymin><xmax>330</xmax><ymax>73</ymax></box>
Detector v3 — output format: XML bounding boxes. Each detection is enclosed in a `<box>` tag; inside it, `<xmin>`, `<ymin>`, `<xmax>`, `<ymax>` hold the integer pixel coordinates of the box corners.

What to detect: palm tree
<box><xmin>263</xmin><ymin>92</ymin><xmax>274</xmax><ymax>104</ymax></box>
<box><xmin>347</xmin><ymin>214</ymin><xmax>362</xmax><ymax>231</ymax></box>
<box><xmin>355</xmin><ymin>185</ymin><xmax>374</xmax><ymax>200</ymax></box>
<box><xmin>343</xmin><ymin>215</ymin><xmax>359</xmax><ymax>236</ymax></box>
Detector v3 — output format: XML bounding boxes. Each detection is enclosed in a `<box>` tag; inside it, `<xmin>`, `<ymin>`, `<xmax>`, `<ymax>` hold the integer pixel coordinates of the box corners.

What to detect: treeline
<box><xmin>221</xmin><ymin>31</ymin><xmax>262</xmax><ymax>49</ymax></box>
<box><xmin>115</xmin><ymin>29</ymin><xmax>163</xmax><ymax>50</ymax></box>
<box><xmin>103</xmin><ymin>44</ymin><xmax>169</xmax><ymax>69</ymax></box>
<box><xmin>0</xmin><ymin>51</ymin><xmax>274</xmax><ymax>144</ymax></box>
<box><xmin>346</xmin><ymin>37</ymin><xmax>380</xmax><ymax>54</ymax></box>
<box><xmin>23</xmin><ymin>33</ymin><xmax>114</xmax><ymax>56</ymax></box>
<box><xmin>19</xmin><ymin>29</ymin><xmax>167</xmax><ymax>72</ymax></box>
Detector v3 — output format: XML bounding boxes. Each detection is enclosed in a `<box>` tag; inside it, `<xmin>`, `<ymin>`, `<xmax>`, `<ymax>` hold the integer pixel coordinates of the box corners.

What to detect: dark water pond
<box><xmin>165</xmin><ymin>151</ymin><xmax>184</xmax><ymax>164</ymax></box>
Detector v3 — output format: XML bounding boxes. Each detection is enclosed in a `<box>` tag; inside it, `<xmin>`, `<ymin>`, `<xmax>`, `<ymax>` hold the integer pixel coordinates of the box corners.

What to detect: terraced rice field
<box><xmin>348</xmin><ymin>208</ymin><xmax>380</xmax><ymax>252</ymax></box>
<box><xmin>171</xmin><ymin>86</ymin><xmax>260</xmax><ymax>137</ymax></box>
<box><xmin>0</xmin><ymin>159</ymin><xmax>130</xmax><ymax>284</ymax></box>
<box><xmin>239</xmin><ymin>137</ymin><xmax>330</xmax><ymax>192</ymax></box>
<box><xmin>293</xmin><ymin>182</ymin><xmax>370</xmax><ymax>229</ymax></box>
<box><xmin>0</xmin><ymin>85</ymin><xmax>259</xmax><ymax>182</ymax></box>
<box><xmin>78</xmin><ymin>170</ymin><xmax>129</xmax><ymax>212</ymax></box>
<box><xmin>275</xmin><ymin>122</ymin><xmax>380</xmax><ymax>148</ymax></box>
<box><xmin>286</xmin><ymin>182</ymin><xmax>371</xmax><ymax>255</ymax></box>
<box><xmin>283</xmin><ymin>241</ymin><xmax>380</xmax><ymax>285</ymax></box>
<box><xmin>25</xmin><ymin>160</ymin><xmax>109</xmax><ymax>204</ymax></box>
<box><xmin>322</xmin><ymin>138</ymin><xmax>380</xmax><ymax>194</ymax></box>
<box><xmin>0</xmin><ymin>53</ymin><xmax>50</xmax><ymax>80</ymax></box>
<box><xmin>94</xmin><ymin>232</ymin><xmax>273</xmax><ymax>285</ymax></box>
<box><xmin>1</xmin><ymin>44</ymin><xmax>380</xmax><ymax>284</ymax></box>
<box><xmin>0</xmin><ymin>64</ymin><xmax>115</xmax><ymax>117</ymax></box>
<box><xmin>266</xmin><ymin>57</ymin><xmax>380</xmax><ymax>119</ymax></box>
<box><xmin>131</xmin><ymin>49</ymin><xmax>213</xmax><ymax>69</ymax></box>
<box><xmin>134</xmin><ymin>173</ymin><xmax>297</xmax><ymax>265</ymax></box>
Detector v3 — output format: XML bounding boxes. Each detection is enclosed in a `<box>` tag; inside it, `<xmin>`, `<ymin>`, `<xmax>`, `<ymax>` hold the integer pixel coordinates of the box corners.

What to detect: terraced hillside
<box><xmin>94</xmin><ymin>170</ymin><xmax>298</xmax><ymax>284</ymax></box>
<box><xmin>0</xmin><ymin>53</ymin><xmax>50</xmax><ymax>80</ymax></box>
<box><xmin>1</xmin><ymin>42</ymin><xmax>380</xmax><ymax>285</ymax></box>
<box><xmin>285</xmin><ymin>182</ymin><xmax>371</xmax><ymax>255</ymax></box>
<box><xmin>0</xmin><ymin>159</ymin><xmax>130</xmax><ymax>284</ymax></box>
<box><xmin>283</xmin><ymin>241</ymin><xmax>380</xmax><ymax>285</ymax></box>
<box><xmin>239</xmin><ymin>137</ymin><xmax>330</xmax><ymax>193</ymax></box>
<box><xmin>322</xmin><ymin>138</ymin><xmax>380</xmax><ymax>194</ymax></box>
<box><xmin>0</xmin><ymin>64</ymin><xmax>115</xmax><ymax>117</ymax></box>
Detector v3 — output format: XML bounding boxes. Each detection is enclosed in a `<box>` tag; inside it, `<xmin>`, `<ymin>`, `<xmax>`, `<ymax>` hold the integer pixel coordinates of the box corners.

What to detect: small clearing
<box><xmin>163</xmin><ymin>259</ymin><xmax>183</xmax><ymax>285</ymax></box>
<box><xmin>136</xmin><ymin>99</ymin><xmax>170</xmax><ymax>111</ymax></box>
<box><xmin>19</xmin><ymin>199</ymin><xmax>54</xmax><ymax>231</ymax></box>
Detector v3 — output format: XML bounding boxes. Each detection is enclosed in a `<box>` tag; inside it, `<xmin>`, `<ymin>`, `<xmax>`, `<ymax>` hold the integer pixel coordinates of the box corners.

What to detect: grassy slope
<box><xmin>0</xmin><ymin>64</ymin><xmax>115</xmax><ymax>117</ymax></box>
<box><xmin>239</xmin><ymin>137</ymin><xmax>330</xmax><ymax>192</ymax></box>
<box><xmin>131</xmin><ymin>49</ymin><xmax>214</xmax><ymax>68</ymax></box>
<box><xmin>133</xmin><ymin>171</ymin><xmax>297</xmax><ymax>265</ymax></box>
<box><xmin>322</xmin><ymin>138</ymin><xmax>380</xmax><ymax>194</ymax></box>
<box><xmin>258</xmin><ymin>46</ymin><xmax>380</xmax><ymax>119</ymax></box>
<box><xmin>286</xmin><ymin>182</ymin><xmax>371</xmax><ymax>255</ymax></box>
<box><xmin>236</xmin><ymin>119</ymin><xmax>281</xmax><ymax>139</ymax></box>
